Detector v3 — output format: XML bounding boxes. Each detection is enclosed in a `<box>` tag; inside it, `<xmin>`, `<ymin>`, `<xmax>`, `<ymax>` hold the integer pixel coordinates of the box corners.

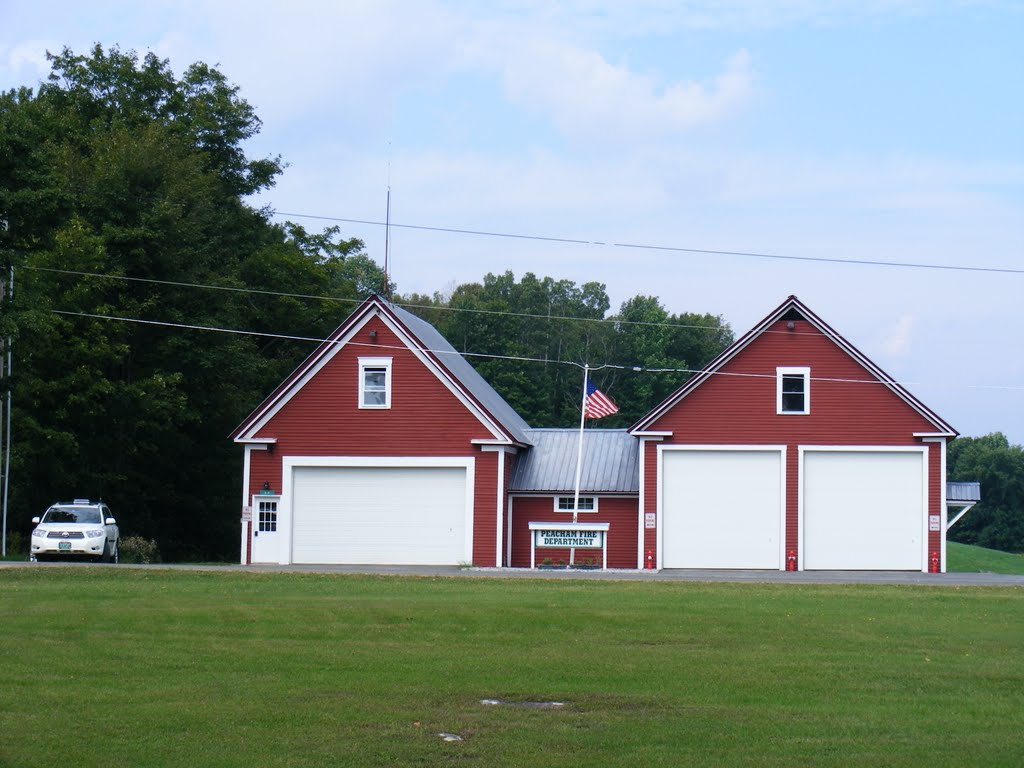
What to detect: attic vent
<box><xmin>781</xmin><ymin>308</ymin><xmax>804</xmax><ymax>322</ymax></box>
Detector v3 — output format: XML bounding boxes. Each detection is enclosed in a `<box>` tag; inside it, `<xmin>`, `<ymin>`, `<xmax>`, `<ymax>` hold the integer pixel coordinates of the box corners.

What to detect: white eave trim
<box><xmin>474</xmin><ymin>440</ymin><xmax>523</xmax><ymax>453</ymax></box>
<box><xmin>914</xmin><ymin>432</ymin><xmax>956</xmax><ymax>439</ymax></box>
<box><xmin>234</xmin><ymin>299</ymin><xmax>519</xmax><ymax>444</ymax></box>
<box><xmin>234</xmin><ymin>437</ymin><xmax>277</xmax><ymax>446</ymax></box>
<box><xmin>631</xmin><ymin>431</ymin><xmax>673</xmax><ymax>438</ymax></box>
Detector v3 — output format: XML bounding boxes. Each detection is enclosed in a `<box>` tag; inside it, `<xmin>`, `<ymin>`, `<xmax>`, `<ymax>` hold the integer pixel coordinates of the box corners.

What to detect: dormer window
<box><xmin>359</xmin><ymin>357</ymin><xmax>392</xmax><ymax>409</ymax></box>
<box><xmin>777</xmin><ymin>367</ymin><xmax>810</xmax><ymax>414</ymax></box>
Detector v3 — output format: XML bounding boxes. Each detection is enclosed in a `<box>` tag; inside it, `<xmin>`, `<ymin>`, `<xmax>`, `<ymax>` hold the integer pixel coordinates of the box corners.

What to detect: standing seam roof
<box><xmin>387</xmin><ymin>301</ymin><xmax>532</xmax><ymax>445</ymax></box>
<box><xmin>511</xmin><ymin>429</ymin><xmax>639</xmax><ymax>493</ymax></box>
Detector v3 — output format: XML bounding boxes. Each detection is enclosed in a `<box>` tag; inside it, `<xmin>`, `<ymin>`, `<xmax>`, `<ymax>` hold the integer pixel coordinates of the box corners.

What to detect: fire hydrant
<box><xmin>786</xmin><ymin>549</ymin><xmax>797</xmax><ymax>572</ymax></box>
<box><xmin>646</xmin><ymin>549</ymin><xmax>654</xmax><ymax>570</ymax></box>
<box><xmin>929</xmin><ymin>551</ymin><xmax>940</xmax><ymax>573</ymax></box>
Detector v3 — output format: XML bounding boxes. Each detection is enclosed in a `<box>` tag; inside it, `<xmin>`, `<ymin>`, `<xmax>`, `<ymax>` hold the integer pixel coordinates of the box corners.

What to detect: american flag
<box><xmin>584</xmin><ymin>379</ymin><xmax>619</xmax><ymax>419</ymax></box>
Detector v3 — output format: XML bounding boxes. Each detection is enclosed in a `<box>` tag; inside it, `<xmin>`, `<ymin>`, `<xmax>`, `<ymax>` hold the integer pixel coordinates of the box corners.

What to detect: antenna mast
<box><xmin>383</xmin><ymin>144</ymin><xmax>392</xmax><ymax>299</ymax></box>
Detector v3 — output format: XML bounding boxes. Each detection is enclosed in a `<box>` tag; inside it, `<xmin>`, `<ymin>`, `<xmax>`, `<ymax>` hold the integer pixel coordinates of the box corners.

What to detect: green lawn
<box><xmin>1</xmin><ymin>568</ymin><xmax>1022</xmax><ymax>768</ymax></box>
<box><xmin>947</xmin><ymin>541</ymin><xmax>1024</xmax><ymax>574</ymax></box>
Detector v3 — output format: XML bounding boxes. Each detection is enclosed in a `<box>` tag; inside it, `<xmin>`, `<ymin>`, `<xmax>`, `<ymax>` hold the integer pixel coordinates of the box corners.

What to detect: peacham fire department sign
<box><xmin>528</xmin><ymin>521</ymin><xmax>611</xmax><ymax>569</ymax></box>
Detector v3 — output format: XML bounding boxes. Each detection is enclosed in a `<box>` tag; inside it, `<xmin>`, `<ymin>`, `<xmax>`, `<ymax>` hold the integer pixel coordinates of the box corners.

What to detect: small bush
<box><xmin>119</xmin><ymin>536</ymin><xmax>161</xmax><ymax>564</ymax></box>
<box><xmin>3</xmin><ymin>530</ymin><xmax>26</xmax><ymax>559</ymax></box>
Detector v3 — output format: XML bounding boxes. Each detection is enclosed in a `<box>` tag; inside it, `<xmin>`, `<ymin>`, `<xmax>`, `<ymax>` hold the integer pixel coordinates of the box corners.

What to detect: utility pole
<box><xmin>0</xmin><ymin>215</ymin><xmax>10</xmax><ymax>558</ymax></box>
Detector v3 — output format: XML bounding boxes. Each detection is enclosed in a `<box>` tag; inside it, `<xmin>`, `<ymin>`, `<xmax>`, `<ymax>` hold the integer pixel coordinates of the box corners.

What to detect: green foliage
<box><xmin>401</xmin><ymin>272</ymin><xmax>733</xmax><ymax>427</ymax></box>
<box><xmin>947</xmin><ymin>433</ymin><xmax>1024</xmax><ymax>553</ymax></box>
<box><xmin>118</xmin><ymin>535</ymin><xmax>161</xmax><ymax>564</ymax></box>
<box><xmin>0</xmin><ymin>45</ymin><xmax>386</xmax><ymax>560</ymax></box>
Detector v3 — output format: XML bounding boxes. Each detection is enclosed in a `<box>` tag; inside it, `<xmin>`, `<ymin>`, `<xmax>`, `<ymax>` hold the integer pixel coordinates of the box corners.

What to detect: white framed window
<box><xmin>555</xmin><ymin>496</ymin><xmax>597</xmax><ymax>513</ymax></box>
<box><xmin>256</xmin><ymin>498</ymin><xmax>278</xmax><ymax>532</ymax></box>
<box><xmin>359</xmin><ymin>357</ymin><xmax>392</xmax><ymax>409</ymax></box>
<box><xmin>777</xmin><ymin>367</ymin><xmax>810</xmax><ymax>414</ymax></box>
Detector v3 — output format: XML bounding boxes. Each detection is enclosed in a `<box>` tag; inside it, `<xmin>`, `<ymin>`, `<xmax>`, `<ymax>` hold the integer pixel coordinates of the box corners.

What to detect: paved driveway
<box><xmin>6</xmin><ymin>561</ymin><xmax>1020</xmax><ymax>587</ymax></box>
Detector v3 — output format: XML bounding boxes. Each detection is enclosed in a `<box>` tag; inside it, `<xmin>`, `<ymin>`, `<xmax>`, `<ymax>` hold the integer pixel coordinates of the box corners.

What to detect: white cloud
<box><xmin>1</xmin><ymin>40</ymin><xmax>58</xmax><ymax>87</ymax></box>
<box><xmin>880</xmin><ymin>314</ymin><xmax>916</xmax><ymax>357</ymax></box>
<box><xmin>502</xmin><ymin>44</ymin><xmax>754</xmax><ymax>141</ymax></box>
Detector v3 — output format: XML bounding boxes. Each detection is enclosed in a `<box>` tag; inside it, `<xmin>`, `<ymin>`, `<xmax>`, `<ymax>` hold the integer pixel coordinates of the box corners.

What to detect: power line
<box><xmin>28</xmin><ymin>265</ymin><xmax>745</xmax><ymax>335</ymax></box>
<box><xmin>274</xmin><ymin>211</ymin><xmax>1024</xmax><ymax>276</ymax></box>
<box><xmin>51</xmin><ymin>309</ymin><xmax>1024</xmax><ymax>391</ymax></box>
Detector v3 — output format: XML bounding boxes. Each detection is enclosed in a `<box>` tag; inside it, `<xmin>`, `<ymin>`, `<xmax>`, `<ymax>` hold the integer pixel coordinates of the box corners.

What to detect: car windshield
<box><xmin>42</xmin><ymin>507</ymin><xmax>102</xmax><ymax>524</ymax></box>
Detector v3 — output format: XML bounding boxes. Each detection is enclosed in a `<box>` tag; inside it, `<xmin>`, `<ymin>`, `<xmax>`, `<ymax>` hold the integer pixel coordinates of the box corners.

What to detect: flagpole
<box><xmin>572</xmin><ymin>364</ymin><xmax>588</xmax><ymax>524</ymax></box>
<box><xmin>568</xmin><ymin>365</ymin><xmax>589</xmax><ymax>567</ymax></box>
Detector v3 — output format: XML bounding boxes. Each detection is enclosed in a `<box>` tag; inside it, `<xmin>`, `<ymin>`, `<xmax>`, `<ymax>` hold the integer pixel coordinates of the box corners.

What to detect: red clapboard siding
<box><xmin>509</xmin><ymin>496</ymin><xmax>639</xmax><ymax>569</ymax></box>
<box><xmin>647</xmin><ymin>317</ymin><xmax>943</xmax><ymax>568</ymax></box>
<box><xmin>252</xmin><ymin>318</ymin><xmax>498</xmax><ymax>483</ymax></box>
<box><xmin>473</xmin><ymin>451</ymin><xmax>498</xmax><ymax>566</ymax></box>
<box><xmin>648</xmin><ymin>319</ymin><xmax>938</xmax><ymax>444</ymax></box>
<box><xmin>248</xmin><ymin>315</ymin><xmax>503</xmax><ymax>566</ymax></box>
<box><xmin>642</xmin><ymin>440</ymin><xmax>659</xmax><ymax>567</ymax></box>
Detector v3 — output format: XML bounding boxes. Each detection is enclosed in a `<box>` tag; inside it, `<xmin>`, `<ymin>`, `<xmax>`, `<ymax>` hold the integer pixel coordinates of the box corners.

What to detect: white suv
<box><xmin>31</xmin><ymin>500</ymin><xmax>120</xmax><ymax>563</ymax></box>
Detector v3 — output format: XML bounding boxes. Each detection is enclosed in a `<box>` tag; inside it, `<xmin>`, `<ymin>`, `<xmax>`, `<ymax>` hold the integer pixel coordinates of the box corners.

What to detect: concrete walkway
<box><xmin>6</xmin><ymin>560</ymin><xmax>1022</xmax><ymax>587</ymax></box>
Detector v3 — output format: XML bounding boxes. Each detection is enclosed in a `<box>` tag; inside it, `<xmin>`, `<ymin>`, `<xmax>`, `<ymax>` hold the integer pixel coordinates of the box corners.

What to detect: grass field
<box><xmin>1</xmin><ymin>568</ymin><xmax>1022</xmax><ymax>767</ymax></box>
<box><xmin>947</xmin><ymin>541</ymin><xmax>1024</xmax><ymax>574</ymax></box>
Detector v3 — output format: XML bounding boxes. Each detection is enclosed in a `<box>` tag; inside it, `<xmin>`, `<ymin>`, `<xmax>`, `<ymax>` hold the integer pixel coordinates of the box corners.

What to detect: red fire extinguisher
<box><xmin>646</xmin><ymin>549</ymin><xmax>654</xmax><ymax>570</ymax></box>
<box><xmin>786</xmin><ymin>549</ymin><xmax>797</xmax><ymax>572</ymax></box>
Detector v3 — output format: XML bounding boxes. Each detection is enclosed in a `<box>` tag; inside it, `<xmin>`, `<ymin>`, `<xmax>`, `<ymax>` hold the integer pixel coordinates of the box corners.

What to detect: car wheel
<box><xmin>111</xmin><ymin>542</ymin><xmax>119</xmax><ymax>564</ymax></box>
<box><xmin>101</xmin><ymin>541</ymin><xmax>111</xmax><ymax>563</ymax></box>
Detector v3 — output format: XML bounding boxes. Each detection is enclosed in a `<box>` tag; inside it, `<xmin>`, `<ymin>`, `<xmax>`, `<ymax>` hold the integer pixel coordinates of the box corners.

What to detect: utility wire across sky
<box><xmin>273</xmin><ymin>211</ymin><xmax>1024</xmax><ymax>277</ymax></box>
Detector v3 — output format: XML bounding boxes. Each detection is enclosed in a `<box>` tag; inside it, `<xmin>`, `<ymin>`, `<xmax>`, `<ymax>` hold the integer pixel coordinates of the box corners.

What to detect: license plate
<box><xmin>58</xmin><ymin>541</ymin><xmax>72</xmax><ymax>551</ymax></box>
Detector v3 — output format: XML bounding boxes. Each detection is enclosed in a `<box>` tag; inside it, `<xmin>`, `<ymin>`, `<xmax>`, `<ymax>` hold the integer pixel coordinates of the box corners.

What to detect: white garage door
<box><xmin>661</xmin><ymin>449</ymin><xmax>784</xmax><ymax>569</ymax></box>
<box><xmin>291</xmin><ymin>465</ymin><xmax>470</xmax><ymax>565</ymax></box>
<box><xmin>803</xmin><ymin>450</ymin><xmax>924</xmax><ymax>570</ymax></box>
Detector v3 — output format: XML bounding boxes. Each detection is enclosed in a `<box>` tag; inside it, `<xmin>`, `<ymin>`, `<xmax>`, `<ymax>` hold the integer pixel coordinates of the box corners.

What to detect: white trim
<box><xmin>496</xmin><ymin>449</ymin><xmax>506</xmax><ymax>567</ymax></box>
<box><xmin>481</xmin><ymin>445</ymin><xmax>518</xmax><ymax>567</ymax></box>
<box><xmin>358</xmin><ymin>356</ymin><xmax>392</xmax><ymax>409</ymax></box>
<box><xmin>914</xmin><ymin>432</ymin><xmax>956</xmax><ymax>438</ymax></box>
<box><xmin>657</xmin><ymin>444</ymin><xmax>787</xmax><ymax>570</ymax></box>
<box><xmin>637</xmin><ymin>437</ymin><xmax>647</xmax><ymax>569</ymax></box>
<box><xmin>237</xmin><ymin>305</ymin><xmax>513</xmax><ymax>443</ymax></box>
<box><xmin>798</xmin><ymin>445</ymin><xmax>929</xmax><ymax>572</ymax></box>
<box><xmin>777</xmin><ymin>366</ymin><xmax>811</xmax><ymax>415</ymax></box>
<box><xmin>240</xmin><ymin>445</ymin><xmax>253</xmax><ymax>564</ymax></box>
<box><xmin>632</xmin><ymin>431</ymin><xmax>673</xmax><ymax>438</ymax></box>
<box><xmin>508</xmin><ymin>492</ymin><xmax>637</xmax><ymax>499</ymax></box>
<box><xmin>921</xmin><ymin>437</ymin><xmax>949</xmax><ymax>572</ymax></box>
<box><xmin>946</xmin><ymin>502</ymin><xmax>978</xmax><ymax>532</ymax></box>
<box><xmin>555</xmin><ymin>495</ymin><xmax>597</xmax><ymax>513</ymax></box>
<box><xmin>632</xmin><ymin>297</ymin><xmax>957</xmax><ymax>436</ymax></box>
<box><xmin>279</xmin><ymin>455</ymin><xmax>475</xmax><ymax>566</ymax></box>
<box><xmin>506</xmin><ymin>494</ymin><xmax>515</xmax><ymax>567</ymax></box>
<box><xmin>235</xmin><ymin>437</ymin><xmax>277</xmax><ymax>446</ymax></box>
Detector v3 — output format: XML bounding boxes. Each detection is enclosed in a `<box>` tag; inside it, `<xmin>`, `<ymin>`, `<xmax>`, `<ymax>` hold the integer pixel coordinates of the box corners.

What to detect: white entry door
<box><xmin>250</xmin><ymin>496</ymin><xmax>280</xmax><ymax>563</ymax></box>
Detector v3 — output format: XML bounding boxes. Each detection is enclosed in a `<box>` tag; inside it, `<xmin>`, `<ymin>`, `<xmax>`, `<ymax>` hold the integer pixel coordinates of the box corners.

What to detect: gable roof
<box><xmin>631</xmin><ymin>295</ymin><xmax>957</xmax><ymax>436</ymax></box>
<box><xmin>230</xmin><ymin>294</ymin><xmax>532</xmax><ymax>445</ymax></box>
<box><xmin>510</xmin><ymin>429</ymin><xmax>639</xmax><ymax>493</ymax></box>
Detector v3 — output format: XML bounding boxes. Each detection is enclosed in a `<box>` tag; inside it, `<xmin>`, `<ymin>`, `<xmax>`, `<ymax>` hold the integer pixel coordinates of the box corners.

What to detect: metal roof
<box><xmin>510</xmin><ymin>429</ymin><xmax>639</xmax><ymax>493</ymax></box>
<box><xmin>388</xmin><ymin>301</ymin><xmax>533</xmax><ymax>445</ymax></box>
<box><xmin>947</xmin><ymin>481</ymin><xmax>981</xmax><ymax>503</ymax></box>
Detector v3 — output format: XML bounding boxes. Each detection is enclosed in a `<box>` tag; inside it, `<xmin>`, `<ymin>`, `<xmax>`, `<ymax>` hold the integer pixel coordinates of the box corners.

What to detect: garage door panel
<box><xmin>803</xmin><ymin>451</ymin><xmax>924</xmax><ymax>571</ymax></box>
<box><xmin>292</xmin><ymin>466</ymin><xmax>468</xmax><ymax>565</ymax></box>
<box><xmin>662</xmin><ymin>450</ymin><xmax>783</xmax><ymax>569</ymax></box>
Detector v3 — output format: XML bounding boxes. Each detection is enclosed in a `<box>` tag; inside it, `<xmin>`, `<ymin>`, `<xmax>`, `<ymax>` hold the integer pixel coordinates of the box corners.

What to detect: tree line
<box><xmin>2</xmin><ymin>46</ymin><xmax>1021</xmax><ymax>558</ymax></box>
<box><xmin>0</xmin><ymin>46</ymin><xmax>736</xmax><ymax>560</ymax></box>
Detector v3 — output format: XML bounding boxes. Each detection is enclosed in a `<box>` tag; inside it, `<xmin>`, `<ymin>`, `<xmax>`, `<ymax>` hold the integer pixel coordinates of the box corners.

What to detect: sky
<box><xmin>2</xmin><ymin>0</ymin><xmax>1023</xmax><ymax>443</ymax></box>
